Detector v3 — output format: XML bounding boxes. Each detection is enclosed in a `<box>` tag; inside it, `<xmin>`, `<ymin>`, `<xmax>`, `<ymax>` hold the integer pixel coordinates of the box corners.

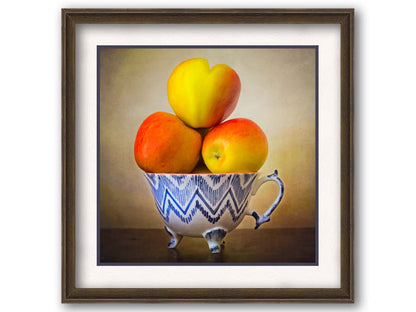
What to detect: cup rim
<box><xmin>142</xmin><ymin>170</ymin><xmax>259</xmax><ymax>176</ymax></box>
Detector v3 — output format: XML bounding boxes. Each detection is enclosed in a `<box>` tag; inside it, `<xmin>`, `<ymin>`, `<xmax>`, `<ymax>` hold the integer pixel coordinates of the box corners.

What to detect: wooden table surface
<box><xmin>99</xmin><ymin>228</ymin><xmax>316</xmax><ymax>265</ymax></box>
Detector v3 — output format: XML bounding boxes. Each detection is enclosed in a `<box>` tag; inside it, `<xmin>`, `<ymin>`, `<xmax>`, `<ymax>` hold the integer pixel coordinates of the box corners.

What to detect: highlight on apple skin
<box><xmin>167</xmin><ymin>58</ymin><xmax>241</xmax><ymax>128</ymax></box>
<box><xmin>134</xmin><ymin>112</ymin><xmax>202</xmax><ymax>173</ymax></box>
<box><xmin>201</xmin><ymin>118</ymin><xmax>268</xmax><ymax>173</ymax></box>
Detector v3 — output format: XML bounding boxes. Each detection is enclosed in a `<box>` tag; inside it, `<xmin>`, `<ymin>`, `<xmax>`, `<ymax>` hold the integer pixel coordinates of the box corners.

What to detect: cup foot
<box><xmin>203</xmin><ymin>227</ymin><xmax>227</xmax><ymax>253</ymax></box>
<box><xmin>164</xmin><ymin>225</ymin><xmax>183</xmax><ymax>248</ymax></box>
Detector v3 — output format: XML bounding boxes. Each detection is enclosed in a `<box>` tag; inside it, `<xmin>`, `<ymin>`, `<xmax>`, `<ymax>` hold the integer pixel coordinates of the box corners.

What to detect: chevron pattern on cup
<box><xmin>144</xmin><ymin>173</ymin><xmax>257</xmax><ymax>224</ymax></box>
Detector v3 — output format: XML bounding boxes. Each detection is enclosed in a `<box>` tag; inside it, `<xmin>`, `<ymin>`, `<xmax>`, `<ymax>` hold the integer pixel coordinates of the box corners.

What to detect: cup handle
<box><xmin>246</xmin><ymin>170</ymin><xmax>284</xmax><ymax>229</ymax></box>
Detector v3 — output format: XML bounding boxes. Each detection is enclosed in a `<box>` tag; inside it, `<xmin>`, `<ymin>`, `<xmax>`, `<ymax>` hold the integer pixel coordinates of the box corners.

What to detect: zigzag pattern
<box><xmin>145</xmin><ymin>173</ymin><xmax>257</xmax><ymax>224</ymax></box>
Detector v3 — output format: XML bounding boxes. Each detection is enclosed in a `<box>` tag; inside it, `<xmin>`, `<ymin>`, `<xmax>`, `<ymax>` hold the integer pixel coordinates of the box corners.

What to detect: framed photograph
<box><xmin>62</xmin><ymin>9</ymin><xmax>354</xmax><ymax>303</ymax></box>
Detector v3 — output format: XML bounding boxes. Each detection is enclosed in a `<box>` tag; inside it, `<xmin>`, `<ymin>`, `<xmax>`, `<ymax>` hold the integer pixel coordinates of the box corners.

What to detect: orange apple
<box><xmin>167</xmin><ymin>58</ymin><xmax>241</xmax><ymax>128</ymax></box>
<box><xmin>134</xmin><ymin>112</ymin><xmax>202</xmax><ymax>173</ymax></box>
<box><xmin>202</xmin><ymin>118</ymin><xmax>268</xmax><ymax>173</ymax></box>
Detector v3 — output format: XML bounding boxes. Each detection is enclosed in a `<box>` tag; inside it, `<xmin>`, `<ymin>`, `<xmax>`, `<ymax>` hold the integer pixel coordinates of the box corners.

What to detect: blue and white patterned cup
<box><xmin>144</xmin><ymin>170</ymin><xmax>284</xmax><ymax>253</ymax></box>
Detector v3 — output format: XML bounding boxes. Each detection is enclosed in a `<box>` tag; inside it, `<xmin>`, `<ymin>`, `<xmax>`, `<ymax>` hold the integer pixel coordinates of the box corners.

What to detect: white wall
<box><xmin>0</xmin><ymin>0</ymin><xmax>415</xmax><ymax>310</ymax></box>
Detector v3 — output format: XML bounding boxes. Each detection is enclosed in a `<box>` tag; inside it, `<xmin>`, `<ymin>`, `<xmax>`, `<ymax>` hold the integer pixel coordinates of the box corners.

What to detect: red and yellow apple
<box><xmin>167</xmin><ymin>58</ymin><xmax>241</xmax><ymax>128</ymax></box>
<box><xmin>202</xmin><ymin>118</ymin><xmax>268</xmax><ymax>173</ymax></box>
<box><xmin>134</xmin><ymin>112</ymin><xmax>202</xmax><ymax>173</ymax></box>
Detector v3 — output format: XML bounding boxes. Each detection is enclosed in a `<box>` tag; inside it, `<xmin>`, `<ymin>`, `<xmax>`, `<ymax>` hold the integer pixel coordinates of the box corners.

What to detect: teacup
<box><xmin>144</xmin><ymin>170</ymin><xmax>284</xmax><ymax>253</ymax></box>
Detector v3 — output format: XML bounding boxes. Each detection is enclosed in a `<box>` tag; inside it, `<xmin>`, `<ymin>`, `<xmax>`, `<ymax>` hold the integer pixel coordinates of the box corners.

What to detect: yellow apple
<box><xmin>202</xmin><ymin>118</ymin><xmax>268</xmax><ymax>173</ymax></box>
<box><xmin>167</xmin><ymin>58</ymin><xmax>241</xmax><ymax>128</ymax></box>
<box><xmin>134</xmin><ymin>112</ymin><xmax>202</xmax><ymax>173</ymax></box>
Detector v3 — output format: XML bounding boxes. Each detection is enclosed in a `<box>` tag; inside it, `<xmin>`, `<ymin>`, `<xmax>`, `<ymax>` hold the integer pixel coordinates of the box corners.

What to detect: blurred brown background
<box><xmin>99</xmin><ymin>47</ymin><xmax>316</xmax><ymax>230</ymax></box>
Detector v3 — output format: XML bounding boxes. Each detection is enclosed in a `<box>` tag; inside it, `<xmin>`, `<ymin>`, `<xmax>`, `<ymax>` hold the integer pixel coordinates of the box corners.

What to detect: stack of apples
<box><xmin>134</xmin><ymin>58</ymin><xmax>268</xmax><ymax>174</ymax></box>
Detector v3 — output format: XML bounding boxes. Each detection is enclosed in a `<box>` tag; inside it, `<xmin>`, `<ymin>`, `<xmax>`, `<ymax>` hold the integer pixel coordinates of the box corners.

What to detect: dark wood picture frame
<box><xmin>62</xmin><ymin>8</ymin><xmax>354</xmax><ymax>303</ymax></box>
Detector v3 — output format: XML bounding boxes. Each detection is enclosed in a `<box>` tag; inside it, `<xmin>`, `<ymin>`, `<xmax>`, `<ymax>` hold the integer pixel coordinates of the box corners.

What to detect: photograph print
<box><xmin>98</xmin><ymin>46</ymin><xmax>318</xmax><ymax>265</ymax></box>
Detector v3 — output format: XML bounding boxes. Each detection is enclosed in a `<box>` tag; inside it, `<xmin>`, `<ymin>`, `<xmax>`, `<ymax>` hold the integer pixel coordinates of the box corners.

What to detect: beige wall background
<box><xmin>99</xmin><ymin>48</ymin><xmax>316</xmax><ymax>230</ymax></box>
